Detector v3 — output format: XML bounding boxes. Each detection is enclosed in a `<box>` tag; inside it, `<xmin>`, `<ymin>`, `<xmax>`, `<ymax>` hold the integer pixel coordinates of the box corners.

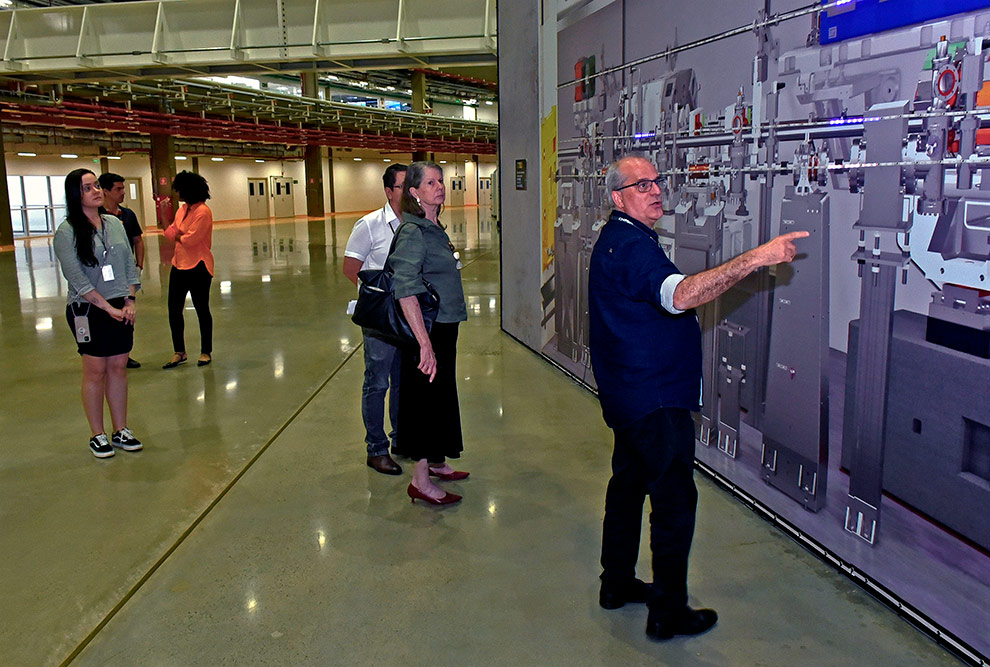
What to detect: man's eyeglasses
<box><xmin>613</xmin><ymin>177</ymin><xmax>663</xmax><ymax>194</ymax></box>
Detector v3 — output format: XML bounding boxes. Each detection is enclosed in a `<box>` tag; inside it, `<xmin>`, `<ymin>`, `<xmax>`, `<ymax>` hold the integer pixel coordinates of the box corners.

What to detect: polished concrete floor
<box><xmin>0</xmin><ymin>208</ymin><xmax>960</xmax><ymax>666</ymax></box>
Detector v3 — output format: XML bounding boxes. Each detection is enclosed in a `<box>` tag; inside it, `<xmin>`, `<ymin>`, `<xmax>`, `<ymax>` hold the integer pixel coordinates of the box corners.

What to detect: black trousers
<box><xmin>600</xmin><ymin>407</ymin><xmax>698</xmax><ymax>615</ymax></box>
<box><xmin>397</xmin><ymin>322</ymin><xmax>463</xmax><ymax>463</ymax></box>
<box><xmin>167</xmin><ymin>261</ymin><xmax>213</xmax><ymax>355</ymax></box>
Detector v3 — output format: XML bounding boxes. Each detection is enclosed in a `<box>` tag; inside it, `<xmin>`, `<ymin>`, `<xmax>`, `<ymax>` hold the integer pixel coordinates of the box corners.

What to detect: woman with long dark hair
<box><xmin>162</xmin><ymin>171</ymin><xmax>215</xmax><ymax>369</ymax></box>
<box><xmin>53</xmin><ymin>168</ymin><xmax>143</xmax><ymax>458</ymax></box>
<box><xmin>388</xmin><ymin>161</ymin><xmax>469</xmax><ymax>505</ymax></box>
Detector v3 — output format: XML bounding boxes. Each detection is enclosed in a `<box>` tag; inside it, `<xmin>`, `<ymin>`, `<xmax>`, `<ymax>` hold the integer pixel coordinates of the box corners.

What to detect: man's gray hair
<box><xmin>605</xmin><ymin>152</ymin><xmax>652</xmax><ymax>193</ymax></box>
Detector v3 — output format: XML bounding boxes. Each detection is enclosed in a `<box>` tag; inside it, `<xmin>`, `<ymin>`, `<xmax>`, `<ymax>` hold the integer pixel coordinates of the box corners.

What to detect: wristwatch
<box><xmin>125</xmin><ymin>295</ymin><xmax>136</xmax><ymax>302</ymax></box>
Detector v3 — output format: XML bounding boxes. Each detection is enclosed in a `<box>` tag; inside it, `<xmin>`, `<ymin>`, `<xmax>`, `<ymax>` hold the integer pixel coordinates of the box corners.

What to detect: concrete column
<box><xmin>300</xmin><ymin>72</ymin><xmax>319</xmax><ymax>99</ymax></box>
<box><xmin>326</xmin><ymin>149</ymin><xmax>336</xmax><ymax>213</ymax></box>
<box><xmin>326</xmin><ymin>150</ymin><xmax>336</xmax><ymax>255</ymax></box>
<box><xmin>0</xmin><ymin>132</ymin><xmax>13</xmax><ymax>248</ymax></box>
<box><xmin>472</xmin><ymin>154</ymin><xmax>480</xmax><ymax>204</ymax></box>
<box><xmin>411</xmin><ymin>74</ymin><xmax>429</xmax><ymax>162</ymax></box>
<box><xmin>149</xmin><ymin>133</ymin><xmax>177</xmax><ymax>229</ymax></box>
<box><xmin>98</xmin><ymin>148</ymin><xmax>109</xmax><ymax>175</ymax></box>
<box><xmin>304</xmin><ymin>145</ymin><xmax>325</xmax><ymax>218</ymax></box>
<box><xmin>191</xmin><ymin>156</ymin><xmax>200</xmax><ymax>174</ymax></box>
<box><xmin>301</xmin><ymin>73</ymin><xmax>325</xmax><ymax>217</ymax></box>
<box><xmin>411</xmin><ymin>70</ymin><xmax>427</xmax><ymax>114</ymax></box>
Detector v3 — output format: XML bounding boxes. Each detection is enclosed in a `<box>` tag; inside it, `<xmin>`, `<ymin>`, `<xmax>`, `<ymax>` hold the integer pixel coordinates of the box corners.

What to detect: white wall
<box><xmin>5</xmin><ymin>145</ymin><xmax>494</xmax><ymax>228</ymax></box>
<box><xmin>4</xmin><ymin>149</ymin><xmax>313</xmax><ymax>224</ymax></box>
<box><xmin>476</xmin><ymin>103</ymin><xmax>498</xmax><ymax>123</ymax></box>
<box><xmin>6</xmin><ymin>152</ymin><xmax>155</xmax><ymax>226</ymax></box>
<box><xmin>330</xmin><ymin>153</ymin><xmax>412</xmax><ymax>214</ymax></box>
<box><xmin>194</xmin><ymin>158</ymin><xmax>307</xmax><ymax>221</ymax></box>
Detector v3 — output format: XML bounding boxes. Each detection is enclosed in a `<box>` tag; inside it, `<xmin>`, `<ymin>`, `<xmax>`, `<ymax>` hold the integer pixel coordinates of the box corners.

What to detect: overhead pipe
<box><xmin>0</xmin><ymin>100</ymin><xmax>496</xmax><ymax>154</ymax></box>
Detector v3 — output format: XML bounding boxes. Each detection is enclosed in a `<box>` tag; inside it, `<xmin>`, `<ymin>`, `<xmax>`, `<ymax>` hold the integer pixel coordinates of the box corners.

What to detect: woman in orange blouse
<box><xmin>162</xmin><ymin>171</ymin><xmax>215</xmax><ymax>369</ymax></box>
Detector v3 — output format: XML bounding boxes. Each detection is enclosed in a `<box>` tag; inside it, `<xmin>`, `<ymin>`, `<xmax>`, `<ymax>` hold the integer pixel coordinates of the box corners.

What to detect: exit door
<box><xmin>248</xmin><ymin>178</ymin><xmax>269</xmax><ymax>219</ymax></box>
<box><xmin>271</xmin><ymin>176</ymin><xmax>294</xmax><ymax>218</ymax></box>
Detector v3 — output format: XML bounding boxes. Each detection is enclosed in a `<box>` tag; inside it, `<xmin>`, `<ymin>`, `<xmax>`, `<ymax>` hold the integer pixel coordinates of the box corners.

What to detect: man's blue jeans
<box><xmin>362</xmin><ymin>329</ymin><xmax>401</xmax><ymax>457</ymax></box>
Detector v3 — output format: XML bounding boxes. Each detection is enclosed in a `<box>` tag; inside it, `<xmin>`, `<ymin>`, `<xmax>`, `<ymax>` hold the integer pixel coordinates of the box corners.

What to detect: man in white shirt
<box><xmin>343</xmin><ymin>164</ymin><xmax>407</xmax><ymax>475</ymax></box>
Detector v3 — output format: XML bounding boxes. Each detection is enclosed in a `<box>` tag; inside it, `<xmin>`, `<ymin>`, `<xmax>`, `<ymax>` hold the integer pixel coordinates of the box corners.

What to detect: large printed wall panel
<box><xmin>501</xmin><ymin>0</ymin><xmax>990</xmax><ymax>660</ymax></box>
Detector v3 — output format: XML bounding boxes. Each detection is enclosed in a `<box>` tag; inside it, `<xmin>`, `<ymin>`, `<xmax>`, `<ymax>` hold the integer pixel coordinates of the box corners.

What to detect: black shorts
<box><xmin>65</xmin><ymin>297</ymin><xmax>134</xmax><ymax>357</ymax></box>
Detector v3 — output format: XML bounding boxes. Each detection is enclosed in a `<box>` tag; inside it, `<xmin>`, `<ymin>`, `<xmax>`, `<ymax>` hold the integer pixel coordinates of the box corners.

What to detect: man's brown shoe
<box><xmin>367</xmin><ymin>454</ymin><xmax>402</xmax><ymax>476</ymax></box>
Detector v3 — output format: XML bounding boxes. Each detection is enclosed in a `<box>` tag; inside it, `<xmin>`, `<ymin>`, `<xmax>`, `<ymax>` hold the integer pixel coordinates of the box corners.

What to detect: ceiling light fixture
<box><xmin>17</xmin><ymin>152</ymin><xmax>36</xmax><ymax>157</ymax></box>
<box><xmin>61</xmin><ymin>154</ymin><xmax>78</xmax><ymax>159</ymax></box>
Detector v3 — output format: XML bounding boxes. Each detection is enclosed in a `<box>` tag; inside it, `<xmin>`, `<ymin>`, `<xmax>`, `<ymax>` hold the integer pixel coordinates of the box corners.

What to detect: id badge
<box><xmin>102</xmin><ymin>264</ymin><xmax>115</xmax><ymax>281</ymax></box>
<box><xmin>74</xmin><ymin>315</ymin><xmax>91</xmax><ymax>343</ymax></box>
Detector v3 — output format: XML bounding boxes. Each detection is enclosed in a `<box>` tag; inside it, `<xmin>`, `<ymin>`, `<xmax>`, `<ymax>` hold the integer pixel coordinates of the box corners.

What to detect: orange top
<box><xmin>164</xmin><ymin>202</ymin><xmax>214</xmax><ymax>275</ymax></box>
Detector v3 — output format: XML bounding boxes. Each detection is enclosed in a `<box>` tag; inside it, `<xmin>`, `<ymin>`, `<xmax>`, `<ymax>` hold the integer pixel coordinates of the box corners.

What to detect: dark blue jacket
<box><xmin>588</xmin><ymin>210</ymin><xmax>702</xmax><ymax>429</ymax></box>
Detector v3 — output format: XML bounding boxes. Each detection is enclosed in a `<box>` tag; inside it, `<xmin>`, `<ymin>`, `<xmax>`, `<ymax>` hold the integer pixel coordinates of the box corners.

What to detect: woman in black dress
<box><xmin>389</xmin><ymin>161</ymin><xmax>469</xmax><ymax>505</ymax></box>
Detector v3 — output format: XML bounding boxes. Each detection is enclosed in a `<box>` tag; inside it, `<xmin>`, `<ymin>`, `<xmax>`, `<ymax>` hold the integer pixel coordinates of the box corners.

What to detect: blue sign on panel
<box><xmin>819</xmin><ymin>0</ymin><xmax>990</xmax><ymax>44</ymax></box>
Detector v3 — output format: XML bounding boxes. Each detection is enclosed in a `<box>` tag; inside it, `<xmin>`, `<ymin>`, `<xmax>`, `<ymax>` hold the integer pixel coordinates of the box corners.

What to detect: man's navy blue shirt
<box><xmin>588</xmin><ymin>210</ymin><xmax>703</xmax><ymax>429</ymax></box>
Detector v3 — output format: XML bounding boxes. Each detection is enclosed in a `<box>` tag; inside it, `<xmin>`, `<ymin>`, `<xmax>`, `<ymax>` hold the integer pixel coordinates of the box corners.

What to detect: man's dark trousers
<box><xmin>601</xmin><ymin>406</ymin><xmax>698</xmax><ymax>615</ymax></box>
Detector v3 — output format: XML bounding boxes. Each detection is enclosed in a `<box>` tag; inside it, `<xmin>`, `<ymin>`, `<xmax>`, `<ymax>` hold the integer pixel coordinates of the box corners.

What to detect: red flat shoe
<box><xmin>407</xmin><ymin>484</ymin><xmax>462</xmax><ymax>505</ymax></box>
<box><xmin>429</xmin><ymin>468</ymin><xmax>470</xmax><ymax>481</ymax></box>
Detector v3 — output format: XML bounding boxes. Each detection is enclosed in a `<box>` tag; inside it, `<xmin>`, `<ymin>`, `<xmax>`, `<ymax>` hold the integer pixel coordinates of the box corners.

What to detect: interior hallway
<box><xmin>0</xmin><ymin>207</ymin><xmax>958</xmax><ymax>666</ymax></box>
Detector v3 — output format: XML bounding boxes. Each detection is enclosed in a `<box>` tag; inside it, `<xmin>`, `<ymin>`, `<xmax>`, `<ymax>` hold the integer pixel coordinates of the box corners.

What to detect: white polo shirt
<box><xmin>343</xmin><ymin>204</ymin><xmax>400</xmax><ymax>272</ymax></box>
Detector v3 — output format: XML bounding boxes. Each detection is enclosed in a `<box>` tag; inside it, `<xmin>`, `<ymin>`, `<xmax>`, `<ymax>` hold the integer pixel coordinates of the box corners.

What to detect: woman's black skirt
<box><xmin>397</xmin><ymin>322</ymin><xmax>463</xmax><ymax>463</ymax></box>
<box><xmin>65</xmin><ymin>297</ymin><xmax>133</xmax><ymax>357</ymax></box>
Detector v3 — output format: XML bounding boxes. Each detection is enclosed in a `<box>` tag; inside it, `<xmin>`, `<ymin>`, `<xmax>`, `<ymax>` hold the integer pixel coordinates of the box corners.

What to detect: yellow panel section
<box><xmin>541</xmin><ymin>106</ymin><xmax>558</xmax><ymax>272</ymax></box>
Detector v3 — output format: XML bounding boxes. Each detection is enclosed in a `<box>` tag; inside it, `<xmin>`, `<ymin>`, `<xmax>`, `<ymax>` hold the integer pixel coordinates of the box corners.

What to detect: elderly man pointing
<box><xmin>589</xmin><ymin>155</ymin><xmax>808</xmax><ymax>640</ymax></box>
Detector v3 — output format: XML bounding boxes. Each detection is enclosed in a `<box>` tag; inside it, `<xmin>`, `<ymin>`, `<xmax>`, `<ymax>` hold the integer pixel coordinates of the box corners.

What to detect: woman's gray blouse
<box><xmin>53</xmin><ymin>214</ymin><xmax>141</xmax><ymax>305</ymax></box>
<box><xmin>390</xmin><ymin>213</ymin><xmax>467</xmax><ymax>323</ymax></box>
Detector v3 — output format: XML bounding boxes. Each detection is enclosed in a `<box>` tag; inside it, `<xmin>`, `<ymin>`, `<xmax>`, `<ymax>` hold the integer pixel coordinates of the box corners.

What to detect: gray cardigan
<box><xmin>53</xmin><ymin>214</ymin><xmax>141</xmax><ymax>306</ymax></box>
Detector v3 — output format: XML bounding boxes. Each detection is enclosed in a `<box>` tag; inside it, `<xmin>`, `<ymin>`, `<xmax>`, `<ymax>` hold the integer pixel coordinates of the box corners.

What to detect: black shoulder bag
<box><xmin>351</xmin><ymin>222</ymin><xmax>440</xmax><ymax>347</ymax></box>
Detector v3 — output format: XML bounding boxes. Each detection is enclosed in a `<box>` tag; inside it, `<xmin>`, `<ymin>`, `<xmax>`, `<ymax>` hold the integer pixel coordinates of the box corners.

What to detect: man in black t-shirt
<box><xmin>100</xmin><ymin>172</ymin><xmax>144</xmax><ymax>369</ymax></box>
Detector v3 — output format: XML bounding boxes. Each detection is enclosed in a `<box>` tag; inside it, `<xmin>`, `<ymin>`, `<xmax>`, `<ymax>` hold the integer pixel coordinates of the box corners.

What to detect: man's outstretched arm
<box><xmin>672</xmin><ymin>231</ymin><xmax>809</xmax><ymax>312</ymax></box>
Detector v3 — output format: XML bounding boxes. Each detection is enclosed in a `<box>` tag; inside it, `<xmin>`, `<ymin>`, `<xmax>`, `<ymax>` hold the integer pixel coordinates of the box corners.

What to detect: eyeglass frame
<box><xmin>612</xmin><ymin>176</ymin><xmax>663</xmax><ymax>194</ymax></box>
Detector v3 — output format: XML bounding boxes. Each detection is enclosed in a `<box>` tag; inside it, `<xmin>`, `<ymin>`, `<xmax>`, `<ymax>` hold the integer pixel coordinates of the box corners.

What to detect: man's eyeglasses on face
<box><xmin>613</xmin><ymin>177</ymin><xmax>663</xmax><ymax>194</ymax></box>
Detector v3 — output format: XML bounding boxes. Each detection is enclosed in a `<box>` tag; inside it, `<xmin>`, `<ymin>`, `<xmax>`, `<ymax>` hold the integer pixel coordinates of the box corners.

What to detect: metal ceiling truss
<box><xmin>4</xmin><ymin>124</ymin><xmax>305</xmax><ymax>160</ymax></box>
<box><xmin>0</xmin><ymin>76</ymin><xmax>497</xmax><ymax>153</ymax></box>
<box><xmin>0</xmin><ymin>0</ymin><xmax>498</xmax><ymax>84</ymax></box>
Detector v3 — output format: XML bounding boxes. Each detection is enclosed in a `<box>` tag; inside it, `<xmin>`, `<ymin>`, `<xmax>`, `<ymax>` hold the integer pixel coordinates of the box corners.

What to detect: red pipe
<box><xmin>0</xmin><ymin>100</ymin><xmax>497</xmax><ymax>154</ymax></box>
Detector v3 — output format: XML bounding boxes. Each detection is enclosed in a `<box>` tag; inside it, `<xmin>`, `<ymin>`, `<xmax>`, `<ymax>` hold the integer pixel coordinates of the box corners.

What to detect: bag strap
<box><xmin>384</xmin><ymin>221</ymin><xmax>424</xmax><ymax>274</ymax></box>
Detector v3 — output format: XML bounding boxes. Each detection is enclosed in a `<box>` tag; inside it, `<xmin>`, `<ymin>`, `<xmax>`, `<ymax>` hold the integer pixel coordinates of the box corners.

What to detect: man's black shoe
<box><xmin>126</xmin><ymin>358</ymin><xmax>141</xmax><ymax>369</ymax></box>
<box><xmin>599</xmin><ymin>578</ymin><xmax>651</xmax><ymax>610</ymax></box>
<box><xmin>646</xmin><ymin>606</ymin><xmax>718</xmax><ymax>640</ymax></box>
<box><xmin>367</xmin><ymin>454</ymin><xmax>403</xmax><ymax>475</ymax></box>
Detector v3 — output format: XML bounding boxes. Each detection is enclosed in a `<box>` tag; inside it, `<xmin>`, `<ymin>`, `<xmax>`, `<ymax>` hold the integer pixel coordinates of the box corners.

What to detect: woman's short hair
<box><xmin>400</xmin><ymin>161</ymin><xmax>443</xmax><ymax>219</ymax></box>
<box><xmin>64</xmin><ymin>168</ymin><xmax>99</xmax><ymax>267</ymax></box>
<box><xmin>172</xmin><ymin>171</ymin><xmax>211</xmax><ymax>204</ymax></box>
